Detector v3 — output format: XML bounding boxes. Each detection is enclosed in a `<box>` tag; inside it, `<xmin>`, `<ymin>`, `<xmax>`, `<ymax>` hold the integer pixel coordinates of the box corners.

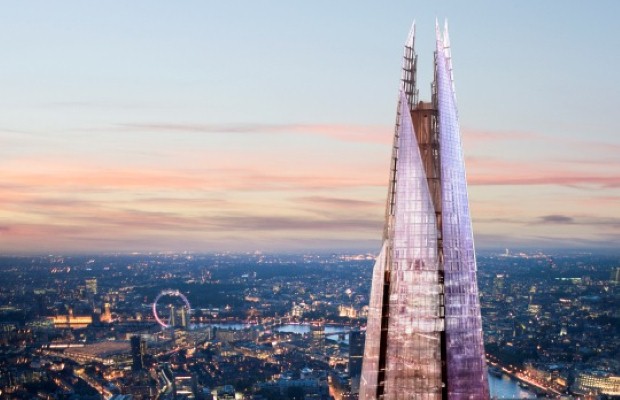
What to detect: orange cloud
<box><xmin>0</xmin><ymin>165</ymin><xmax>385</xmax><ymax>193</ymax></box>
<box><xmin>465</xmin><ymin>157</ymin><xmax>620</xmax><ymax>188</ymax></box>
<box><xmin>461</xmin><ymin>129</ymin><xmax>542</xmax><ymax>142</ymax></box>
<box><xmin>119</xmin><ymin>122</ymin><xmax>392</xmax><ymax>144</ymax></box>
<box><xmin>2</xmin><ymin>122</ymin><xmax>619</xmax><ymax>252</ymax></box>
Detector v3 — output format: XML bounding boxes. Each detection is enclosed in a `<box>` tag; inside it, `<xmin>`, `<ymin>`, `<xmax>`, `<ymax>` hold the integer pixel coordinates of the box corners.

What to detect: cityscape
<box><xmin>1</xmin><ymin>2</ymin><xmax>620</xmax><ymax>400</ymax></box>
<box><xmin>0</xmin><ymin>251</ymin><xmax>617</xmax><ymax>399</ymax></box>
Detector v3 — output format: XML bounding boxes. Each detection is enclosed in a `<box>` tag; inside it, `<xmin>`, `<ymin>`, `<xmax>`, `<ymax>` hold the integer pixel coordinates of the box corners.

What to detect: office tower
<box><xmin>349</xmin><ymin>328</ymin><xmax>365</xmax><ymax>394</ymax></box>
<box><xmin>131</xmin><ymin>335</ymin><xmax>144</xmax><ymax>371</ymax></box>
<box><xmin>611</xmin><ymin>267</ymin><xmax>620</xmax><ymax>284</ymax></box>
<box><xmin>85</xmin><ymin>278</ymin><xmax>98</xmax><ymax>295</ymax></box>
<box><xmin>311</xmin><ymin>323</ymin><xmax>326</xmax><ymax>357</ymax></box>
<box><xmin>360</xmin><ymin>22</ymin><xmax>489</xmax><ymax>400</ymax></box>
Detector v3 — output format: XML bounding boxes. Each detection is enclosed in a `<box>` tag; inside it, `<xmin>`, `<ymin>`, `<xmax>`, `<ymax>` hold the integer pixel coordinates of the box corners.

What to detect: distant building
<box><xmin>290</xmin><ymin>302</ymin><xmax>306</xmax><ymax>318</ymax></box>
<box><xmin>212</xmin><ymin>385</ymin><xmax>236</xmax><ymax>400</ymax></box>
<box><xmin>215</xmin><ymin>328</ymin><xmax>257</xmax><ymax>343</ymax></box>
<box><xmin>101</xmin><ymin>302</ymin><xmax>113</xmax><ymax>323</ymax></box>
<box><xmin>130</xmin><ymin>335</ymin><xmax>147</xmax><ymax>371</ymax></box>
<box><xmin>611</xmin><ymin>267</ymin><xmax>620</xmax><ymax>284</ymax></box>
<box><xmin>85</xmin><ymin>278</ymin><xmax>98</xmax><ymax>295</ymax></box>
<box><xmin>573</xmin><ymin>371</ymin><xmax>620</xmax><ymax>396</ymax></box>
<box><xmin>348</xmin><ymin>328</ymin><xmax>364</xmax><ymax>394</ymax></box>
<box><xmin>174</xmin><ymin>374</ymin><xmax>196</xmax><ymax>399</ymax></box>
<box><xmin>258</xmin><ymin>369</ymin><xmax>329</xmax><ymax>399</ymax></box>
<box><xmin>63</xmin><ymin>341</ymin><xmax>131</xmax><ymax>365</ymax></box>
<box><xmin>338</xmin><ymin>305</ymin><xmax>358</xmax><ymax>318</ymax></box>
<box><xmin>493</xmin><ymin>274</ymin><xmax>505</xmax><ymax>295</ymax></box>
<box><xmin>48</xmin><ymin>308</ymin><xmax>92</xmax><ymax>329</ymax></box>
<box><xmin>311</xmin><ymin>324</ymin><xmax>325</xmax><ymax>356</ymax></box>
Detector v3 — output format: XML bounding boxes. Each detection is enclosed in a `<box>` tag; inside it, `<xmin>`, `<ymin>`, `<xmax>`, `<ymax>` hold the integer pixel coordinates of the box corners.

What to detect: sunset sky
<box><xmin>1</xmin><ymin>1</ymin><xmax>619</xmax><ymax>253</ymax></box>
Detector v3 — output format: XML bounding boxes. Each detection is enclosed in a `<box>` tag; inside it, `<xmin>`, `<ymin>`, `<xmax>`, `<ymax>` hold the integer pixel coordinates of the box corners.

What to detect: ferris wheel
<box><xmin>152</xmin><ymin>289</ymin><xmax>191</xmax><ymax>329</ymax></box>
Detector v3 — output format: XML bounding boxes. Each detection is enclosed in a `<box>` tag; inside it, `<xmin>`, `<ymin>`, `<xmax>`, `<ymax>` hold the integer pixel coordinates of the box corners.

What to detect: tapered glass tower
<box><xmin>359</xmin><ymin>21</ymin><xmax>489</xmax><ymax>400</ymax></box>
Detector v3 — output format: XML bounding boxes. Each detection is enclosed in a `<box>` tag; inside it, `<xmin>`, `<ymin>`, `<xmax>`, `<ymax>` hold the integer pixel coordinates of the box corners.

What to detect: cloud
<box><xmin>118</xmin><ymin>122</ymin><xmax>391</xmax><ymax>144</ymax></box>
<box><xmin>527</xmin><ymin>234</ymin><xmax>620</xmax><ymax>249</ymax></box>
<box><xmin>0</xmin><ymin>165</ymin><xmax>384</xmax><ymax>193</ymax></box>
<box><xmin>0</xmin><ymin>207</ymin><xmax>383</xmax><ymax>253</ymax></box>
<box><xmin>462</xmin><ymin>128</ymin><xmax>620</xmax><ymax>155</ymax></box>
<box><xmin>538</xmin><ymin>215</ymin><xmax>575</xmax><ymax>224</ymax></box>
<box><xmin>2</xmin><ymin>120</ymin><xmax>619</xmax><ymax>253</ymax></box>
<box><xmin>205</xmin><ymin>215</ymin><xmax>381</xmax><ymax>232</ymax></box>
<box><xmin>477</xmin><ymin>215</ymin><xmax>620</xmax><ymax>230</ymax></box>
<box><xmin>471</xmin><ymin>175</ymin><xmax>620</xmax><ymax>188</ymax></box>
<box><xmin>462</xmin><ymin>129</ymin><xmax>542</xmax><ymax>142</ymax></box>
<box><xmin>474</xmin><ymin>231</ymin><xmax>620</xmax><ymax>250</ymax></box>
<box><xmin>294</xmin><ymin>196</ymin><xmax>382</xmax><ymax>209</ymax></box>
<box><xmin>466</xmin><ymin>157</ymin><xmax>620</xmax><ymax>188</ymax></box>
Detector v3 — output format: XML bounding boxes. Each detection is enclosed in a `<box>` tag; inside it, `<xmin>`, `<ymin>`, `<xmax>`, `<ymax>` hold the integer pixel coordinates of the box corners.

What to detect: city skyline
<box><xmin>1</xmin><ymin>1</ymin><xmax>619</xmax><ymax>253</ymax></box>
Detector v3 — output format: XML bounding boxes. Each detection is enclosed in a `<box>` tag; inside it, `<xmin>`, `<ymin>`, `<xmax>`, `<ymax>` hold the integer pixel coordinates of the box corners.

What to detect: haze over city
<box><xmin>1</xmin><ymin>1</ymin><xmax>619</xmax><ymax>253</ymax></box>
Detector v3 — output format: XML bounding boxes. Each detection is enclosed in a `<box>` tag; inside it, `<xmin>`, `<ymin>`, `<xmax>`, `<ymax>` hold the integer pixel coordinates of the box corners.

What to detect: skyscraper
<box><xmin>131</xmin><ymin>335</ymin><xmax>146</xmax><ymax>371</ymax></box>
<box><xmin>360</xmin><ymin>21</ymin><xmax>489</xmax><ymax>400</ymax></box>
<box><xmin>85</xmin><ymin>278</ymin><xmax>98</xmax><ymax>295</ymax></box>
<box><xmin>349</xmin><ymin>328</ymin><xmax>366</xmax><ymax>394</ymax></box>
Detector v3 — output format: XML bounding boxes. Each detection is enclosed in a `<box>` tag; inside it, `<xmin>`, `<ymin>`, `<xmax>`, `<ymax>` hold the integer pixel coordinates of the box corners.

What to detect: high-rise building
<box><xmin>349</xmin><ymin>328</ymin><xmax>365</xmax><ymax>394</ymax></box>
<box><xmin>311</xmin><ymin>322</ymin><xmax>326</xmax><ymax>357</ymax></box>
<box><xmin>131</xmin><ymin>335</ymin><xmax>145</xmax><ymax>371</ymax></box>
<box><xmin>85</xmin><ymin>278</ymin><xmax>98</xmax><ymax>295</ymax></box>
<box><xmin>610</xmin><ymin>267</ymin><xmax>620</xmax><ymax>284</ymax></box>
<box><xmin>360</xmin><ymin>21</ymin><xmax>489</xmax><ymax>400</ymax></box>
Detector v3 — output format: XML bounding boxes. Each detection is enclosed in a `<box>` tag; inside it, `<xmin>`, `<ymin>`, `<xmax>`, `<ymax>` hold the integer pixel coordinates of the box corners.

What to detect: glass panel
<box><xmin>384</xmin><ymin>92</ymin><xmax>442</xmax><ymax>399</ymax></box>
<box><xmin>436</xmin><ymin>37</ymin><xmax>489</xmax><ymax>400</ymax></box>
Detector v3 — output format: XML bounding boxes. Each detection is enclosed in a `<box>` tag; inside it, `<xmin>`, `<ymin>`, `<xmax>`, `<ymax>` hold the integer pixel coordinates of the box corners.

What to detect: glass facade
<box><xmin>360</xmin><ymin>22</ymin><xmax>489</xmax><ymax>400</ymax></box>
<box><xmin>360</xmin><ymin>241</ymin><xmax>387</xmax><ymax>399</ymax></box>
<box><xmin>436</xmin><ymin>28</ymin><xmax>489</xmax><ymax>400</ymax></box>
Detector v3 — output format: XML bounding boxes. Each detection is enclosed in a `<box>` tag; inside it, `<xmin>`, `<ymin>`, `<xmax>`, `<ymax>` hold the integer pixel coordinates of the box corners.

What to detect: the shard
<box><xmin>359</xmin><ymin>21</ymin><xmax>489</xmax><ymax>400</ymax></box>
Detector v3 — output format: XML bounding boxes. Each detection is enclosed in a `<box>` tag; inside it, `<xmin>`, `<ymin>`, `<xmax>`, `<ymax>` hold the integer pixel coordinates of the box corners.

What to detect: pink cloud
<box><xmin>0</xmin><ymin>165</ymin><xmax>385</xmax><ymax>193</ymax></box>
<box><xmin>461</xmin><ymin>128</ymin><xmax>542</xmax><ymax>142</ymax></box>
<box><xmin>471</xmin><ymin>175</ymin><xmax>620</xmax><ymax>187</ymax></box>
<box><xmin>119</xmin><ymin>122</ymin><xmax>392</xmax><ymax>144</ymax></box>
<box><xmin>2</xmin><ymin>122</ymin><xmax>618</xmax><ymax>253</ymax></box>
<box><xmin>465</xmin><ymin>157</ymin><xmax>620</xmax><ymax>188</ymax></box>
<box><xmin>294</xmin><ymin>196</ymin><xmax>382</xmax><ymax>209</ymax></box>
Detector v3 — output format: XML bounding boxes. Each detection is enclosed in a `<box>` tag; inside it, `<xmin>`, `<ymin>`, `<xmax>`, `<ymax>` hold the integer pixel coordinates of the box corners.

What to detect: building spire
<box><xmin>405</xmin><ymin>20</ymin><xmax>415</xmax><ymax>49</ymax></box>
<box><xmin>435</xmin><ymin>19</ymin><xmax>456</xmax><ymax>102</ymax></box>
<box><xmin>443</xmin><ymin>19</ymin><xmax>450</xmax><ymax>49</ymax></box>
<box><xmin>401</xmin><ymin>20</ymin><xmax>418</xmax><ymax>111</ymax></box>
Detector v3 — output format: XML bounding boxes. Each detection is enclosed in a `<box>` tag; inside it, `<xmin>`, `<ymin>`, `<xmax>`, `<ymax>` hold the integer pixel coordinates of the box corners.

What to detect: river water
<box><xmin>488</xmin><ymin>373</ymin><xmax>537</xmax><ymax>399</ymax></box>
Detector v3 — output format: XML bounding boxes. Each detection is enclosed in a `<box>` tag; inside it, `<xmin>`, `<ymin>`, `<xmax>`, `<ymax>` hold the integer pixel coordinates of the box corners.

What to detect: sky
<box><xmin>0</xmin><ymin>1</ymin><xmax>619</xmax><ymax>254</ymax></box>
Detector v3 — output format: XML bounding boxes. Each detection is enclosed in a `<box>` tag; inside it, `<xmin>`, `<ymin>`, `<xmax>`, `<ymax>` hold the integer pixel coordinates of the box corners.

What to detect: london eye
<box><xmin>152</xmin><ymin>289</ymin><xmax>191</xmax><ymax>329</ymax></box>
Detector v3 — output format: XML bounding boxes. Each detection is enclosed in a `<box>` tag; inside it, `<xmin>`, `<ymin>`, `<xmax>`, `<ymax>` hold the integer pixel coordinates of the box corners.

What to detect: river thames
<box><xmin>488</xmin><ymin>373</ymin><xmax>537</xmax><ymax>399</ymax></box>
